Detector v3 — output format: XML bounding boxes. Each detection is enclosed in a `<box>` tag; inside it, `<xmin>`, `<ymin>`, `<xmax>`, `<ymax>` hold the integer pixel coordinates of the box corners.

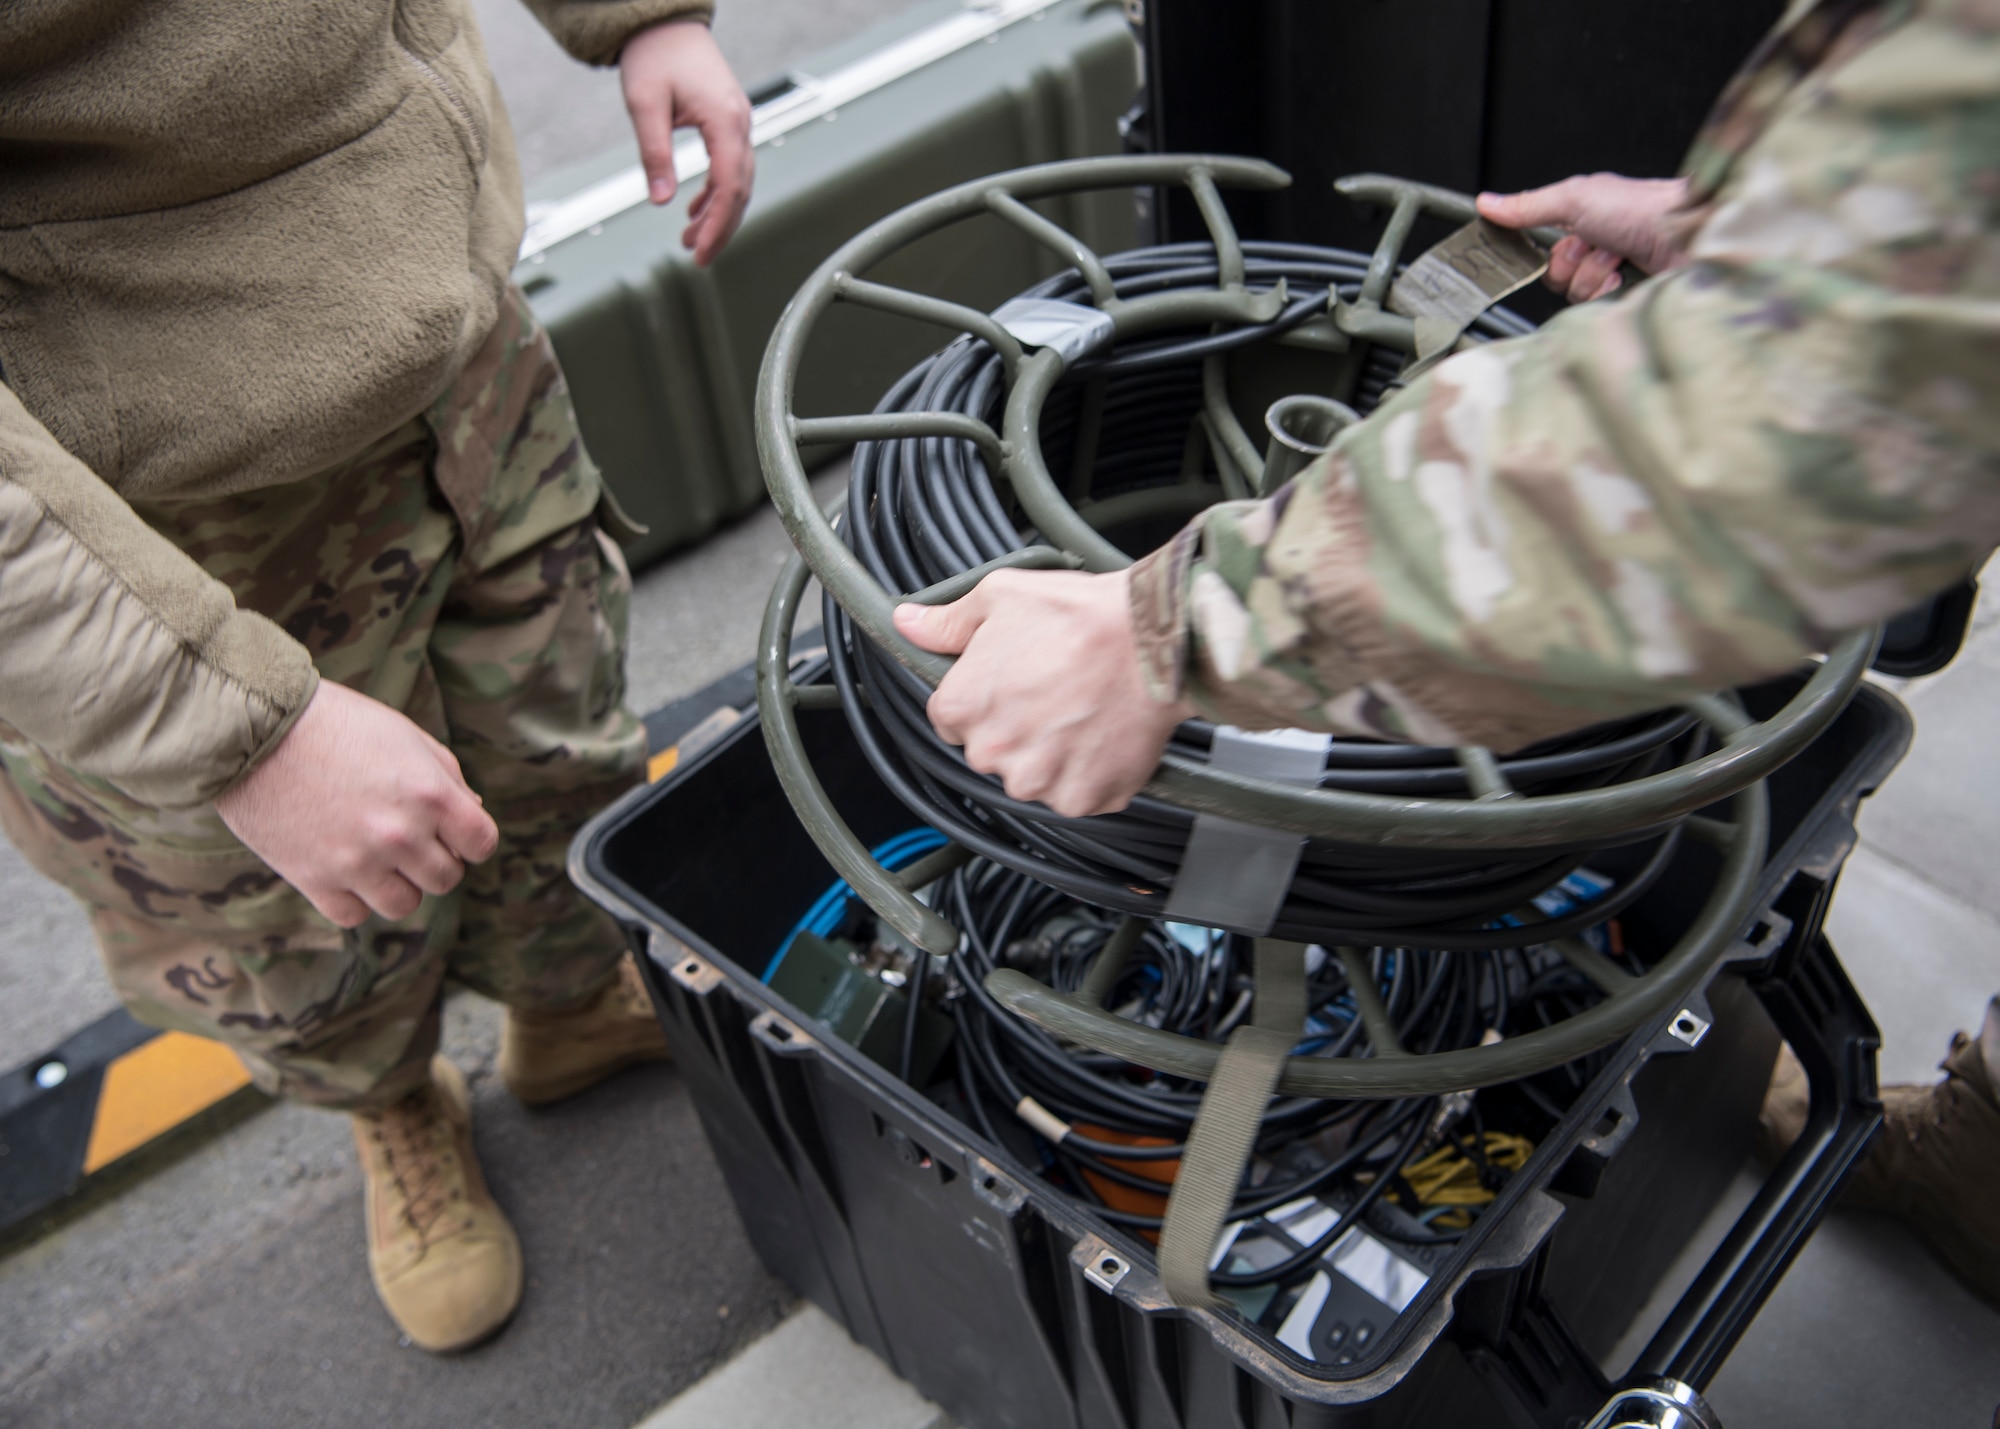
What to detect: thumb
<box><xmin>894</xmin><ymin>596</ymin><xmax>985</xmax><ymax>655</ymax></box>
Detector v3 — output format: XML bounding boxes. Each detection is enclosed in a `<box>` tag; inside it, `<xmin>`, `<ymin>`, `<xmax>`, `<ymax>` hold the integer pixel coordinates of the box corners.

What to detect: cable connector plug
<box><xmin>1417</xmin><ymin>1028</ymin><xmax>1503</xmax><ymax>1155</ymax></box>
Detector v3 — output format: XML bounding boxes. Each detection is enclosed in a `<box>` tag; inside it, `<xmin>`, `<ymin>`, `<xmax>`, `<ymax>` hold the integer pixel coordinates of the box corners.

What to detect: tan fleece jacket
<box><xmin>0</xmin><ymin>0</ymin><xmax>706</xmax><ymax>809</ymax></box>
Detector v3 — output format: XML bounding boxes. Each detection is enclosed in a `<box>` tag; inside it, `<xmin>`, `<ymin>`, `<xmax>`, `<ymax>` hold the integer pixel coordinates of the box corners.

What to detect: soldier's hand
<box><xmin>621</xmin><ymin>19</ymin><xmax>754</xmax><ymax>266</ymax></box>
<box><xmin>894</xmin><ymin>569</ymin><xmax>1194</xmax><ymax>819</ymax></box>
<box><xmin>1477</xmin><ymin>175</ymin><xmax>1691</xmax><ymax>303</ymax></box>
<box><xmin>214</xmin><ymin>682</ymin><xmax>500</xmax><ymax>929</ymax></box>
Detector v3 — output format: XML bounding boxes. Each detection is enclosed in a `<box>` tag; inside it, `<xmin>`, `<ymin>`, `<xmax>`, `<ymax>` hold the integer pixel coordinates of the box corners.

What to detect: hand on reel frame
<box><xmin>895</xmin><ymin>567</ymin><xmax>1192</xmax><ymax>818</ymax></box>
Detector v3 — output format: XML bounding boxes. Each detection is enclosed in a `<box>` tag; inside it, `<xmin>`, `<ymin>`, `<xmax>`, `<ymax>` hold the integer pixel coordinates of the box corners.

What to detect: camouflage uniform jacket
<box><xmin>0</xmin><ymin>0</ymin><xmax>702</xmax><ymax>812</ymax></box>
<box><xmin>1128</xmin><ymin>0</ymin><xmax>2000</xmax><ymax>751</ymax></box>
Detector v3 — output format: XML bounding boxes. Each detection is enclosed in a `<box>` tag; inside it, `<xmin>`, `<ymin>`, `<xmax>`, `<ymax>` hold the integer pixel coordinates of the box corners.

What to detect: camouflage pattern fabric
<box><xmin>1129</xmin><ymin>0</ymin><xmax>2000</xmax><ymax>752</ymax></box>
<box><xmin>0</xmin><ymin>289</ymin><xmax>646</xmax><ymax>1110</ymax></box>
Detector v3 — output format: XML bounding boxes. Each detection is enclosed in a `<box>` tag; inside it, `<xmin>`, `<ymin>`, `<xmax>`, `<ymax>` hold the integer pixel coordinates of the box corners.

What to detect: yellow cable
<box><xmin>1399</xmin><ymin>1132</ymin><xmax>1534</xmax><ymax>1228</ymax></box>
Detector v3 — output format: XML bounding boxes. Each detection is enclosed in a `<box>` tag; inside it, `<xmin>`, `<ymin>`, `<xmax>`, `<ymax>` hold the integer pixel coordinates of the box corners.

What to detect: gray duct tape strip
<box><xmin>991</xmin><ymin>298</ymin><xmax>1116</xmax><ymax>364</ymax></box>
<box><xmin>1165</xmin><ymin>727</ymin><xmax>1332</xmax><ymax>934</ymax></box>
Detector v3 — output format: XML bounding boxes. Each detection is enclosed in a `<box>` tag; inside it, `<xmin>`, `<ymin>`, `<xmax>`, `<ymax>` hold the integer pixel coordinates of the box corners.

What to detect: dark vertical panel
<box><xmin>1147</xmin><ymin>0</ymin><xmax>1268</xmax><ymax>240</ymax></box>
<box><xmin>1146</xmin><ymin>0</ymin><xmax>1786</xmax><ymax>247</ymax></box>
<box><xmin>1150</xmin><ymin>0</ymin><xmax>1491</xmax><ymax>246</ymax></box>
<box><xmin>1264</xmin><ymin>0</ymin><xmax>1493</xmax><ymax>248</ymax></box>
<box><xmin>1479</xmin><ymin>0</ymin><xmax>1789</xmax><ymax>191</ymax></box>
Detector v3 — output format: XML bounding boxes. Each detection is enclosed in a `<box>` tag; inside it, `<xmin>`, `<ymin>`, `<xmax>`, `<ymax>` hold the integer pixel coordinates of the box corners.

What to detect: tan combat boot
<box><xmin>1759</xmin><ymin>1019</ymin><xmax>2000</xmax><ymax>1309</ymax></box>
<box><xmin>498</xmin><ymin>952</ymin><xmax>672</xmax><ymax>1107</ymax></box>
<box><xmin>352</xmin><ymin>1057</ymin><xmax>523</xmax><ymax>1352</ymax></box>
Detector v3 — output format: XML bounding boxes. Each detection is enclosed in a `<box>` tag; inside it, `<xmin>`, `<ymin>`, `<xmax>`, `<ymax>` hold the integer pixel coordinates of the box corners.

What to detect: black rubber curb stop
<box><xmin>0</xmin><ymin>646</ymin><xmax>817</xmax><ymax>1252</ymax></box>
<box><xmin>0</xmin><ymin>1011</ymin><xmax>269</xmax><ymax>1254</ymax></box>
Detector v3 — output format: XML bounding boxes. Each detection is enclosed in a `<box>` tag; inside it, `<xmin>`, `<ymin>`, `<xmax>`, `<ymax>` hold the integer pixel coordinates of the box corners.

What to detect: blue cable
<box><xmin>763</xmin><ymin>827</ymin><xmax>948</xmax><ymax>983</ymax></box>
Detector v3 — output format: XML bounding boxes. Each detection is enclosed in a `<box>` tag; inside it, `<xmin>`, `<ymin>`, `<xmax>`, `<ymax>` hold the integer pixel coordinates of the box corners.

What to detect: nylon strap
<box><xmin>1389</xmin><ymin>217</ymin><xmax>1547</xmax><ymax>380</ymax></box>
<box><xmin>1250</xmin><ymin>935</ymin><xmax>1309</xmax><ymax>1038</ymax></box>
<box><xmin>1158</xmin><ymin>939</ymin><xmax>1308</xmax><ymax>1308</ymax></box>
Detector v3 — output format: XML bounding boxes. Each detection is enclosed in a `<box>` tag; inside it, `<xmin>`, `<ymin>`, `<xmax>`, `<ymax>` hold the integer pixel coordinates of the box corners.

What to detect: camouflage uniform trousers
<box><xmin>0</xmin><ymin>288</ymin><xmax>647</xmax><ymax>1111</ymax></box>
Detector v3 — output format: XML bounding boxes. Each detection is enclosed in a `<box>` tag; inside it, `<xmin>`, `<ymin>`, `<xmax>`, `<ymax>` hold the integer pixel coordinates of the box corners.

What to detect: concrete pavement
<box><xmin>636</xmin><ymin>1304</ymin><xmax>951</xmax><ymax>1429</ymax></box>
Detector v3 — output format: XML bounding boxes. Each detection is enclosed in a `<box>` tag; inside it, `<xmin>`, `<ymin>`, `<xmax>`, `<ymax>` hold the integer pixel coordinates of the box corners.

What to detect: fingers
<box><xmin>687</xmin><ymin>104</ymin><xmax>753</xmax><ymax>266</ymax></box>
<box><xmin>985</xmin><ymin>746</ymin><xmax>1055</xmax><ymax>807</ymax></box>
<box><xmin>424</xmin><ymin>736</ymin><xmax>468</xmax><ymax>783</ymax></box>
<box><xmin>970</xmin><ymin>746</ymin><xmax>1139</xmax><ymax>819</ymax></box>
<box><xmin>627</xmin><ymin>84</ymin><xmax>680</xmax><ymax>206</ymax></box>
<box><xmin>1546</xmin><ymin>235</ymin><xmax>1623</xmax><ymax>302</ymax></box>
<box><xmin>1546</xmin><ymin>233</ymin><xmax>1585</xmax><ymax>295</ymax></box>
<box><xmin>683</xmin><ymin>183</ymin><xmax>712</xmax><ymax>254</ymax></box>
<box><xmin>401</xmin><ymin>838</ymin><xmax>468</xmax><ymax>898</ymax></box>
<box><xmin>414</xmin><ymin>737</ymin><xmax>498</xmax><ymax>863</ymax></box>
<box><xmin>901</xmin><ymin>568</ymin><xmax>1170</xmax><ymax>819</ymax></box>
<box><xmin>954</xmin><ymin>718</ymin><xmax>1135</xmax><ymax>818</ymax></box>
<box><xmin>620</xmin><ymin>18</ymin><xmax>754</xmax><ymax>263</ymax></box>
<box><xmin>1052</xmin><ymin>782</ymin><xmax>1135</xmax><ymax>820</ymax></box>
<box><xmin>304</xmin><ymin>827</ymin><xmax>470</xmax><ymax>928</ymax></box>
<box><xmin>306</xmin><ymin>867</ymin><xmax>425</xmax><ymax>927</ymax></box>
<box><xmin>925</xmin><ymin>663</ymin><xmax>982</xmax><ymax>747</ymax></box>
<box><xmin>355</xmin><ymin>870</ymin><xmax>426</xmax><ymax>924</ymax></box>
<box><xmin>214</xmin><ymin>678</ymin><xmax>503</xmax><ymax>933</ymax></box>
<box><xmin>1474</xmin><ymin>190</ymin><xmax>1533</xmax><ymax>229</ymax></box>
<box><xmin>1486</xmin><ymin>173</ymin><xmax>1695</xmax><ymax>291</ymax></box>
<box><xmin>305</xmin><ymin>887</ymin><xmax>373</xmax><ymax>930</ymax></box>
<box><xmin>1036</xmin><ymin>768</ymin><xmax>1130</xmax><ymax>820</ymax></box>
<box><xmin>1567</xmin><ymin>245</ymin><xmax>1624</xmax><ymax>303</ymax></box>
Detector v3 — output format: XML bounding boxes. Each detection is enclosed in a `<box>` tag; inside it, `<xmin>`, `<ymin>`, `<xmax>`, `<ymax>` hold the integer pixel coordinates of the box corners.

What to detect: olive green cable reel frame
<box><xmin>753</xmin><ymin>153</ymin><xmax>1872</xmax><ymax>1304</ymax></box>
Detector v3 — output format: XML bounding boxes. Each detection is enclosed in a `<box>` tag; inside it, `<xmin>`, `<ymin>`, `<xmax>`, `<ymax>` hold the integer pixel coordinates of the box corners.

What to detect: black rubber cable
<box><xmin>898</xmin><ymin>940</ymin><xmax>927</xmax><ymax>1088</ymax></box>
<box><xmin>827</xmin><ymin>238</ymin><xmax>1704</xmax><ymax>948</ymax></box>
<box><xmin>817</xmin><ymin>237</ymin><xmax>1681</xmax><ymax>1291</ymax></box>
<box><xmin>924</xmin><ymin>857</ymin><xmax>1629</xmax><ymax>1281</ymax></box>
<box><xmin>1208</xmin><ymin>1105</ymin><xmax>1435</xmax><ymax>1289</ymax></box>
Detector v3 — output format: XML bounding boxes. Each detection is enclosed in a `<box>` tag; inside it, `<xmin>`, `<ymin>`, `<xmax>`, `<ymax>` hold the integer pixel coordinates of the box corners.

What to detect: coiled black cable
<box><xmin>828</xmin><ymin>239</ymin><xmax>1706</xmax><ymax>948</ymax></box>
<box><xmin>938</xmin><ymin>859</ymin><xmax>1627</xmax><ymax>1284</ymax></box>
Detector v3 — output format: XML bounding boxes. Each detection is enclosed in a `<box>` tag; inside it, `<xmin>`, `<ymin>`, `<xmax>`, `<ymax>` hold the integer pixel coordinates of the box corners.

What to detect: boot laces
<box><xmin>369</xmin><ymin>1089</ymin><xmax>460</xmax><ymax>1244</ymax></box>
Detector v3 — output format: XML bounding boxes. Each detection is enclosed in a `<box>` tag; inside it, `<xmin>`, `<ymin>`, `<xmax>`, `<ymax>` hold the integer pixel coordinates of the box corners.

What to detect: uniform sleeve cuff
<box><xmin>213</xmin><ymin>661</ymin><xmax>320</xmax><ymax>803</ymax></box>
<box><xmin>545</xmin><ymin>0</ymin><xmax>714</xmax><ymax>67</ymax></box>
<box><xmin>1126</xmin><ymin>522</ymin><xmax>1204</xmax><ymax>707</ymax></box>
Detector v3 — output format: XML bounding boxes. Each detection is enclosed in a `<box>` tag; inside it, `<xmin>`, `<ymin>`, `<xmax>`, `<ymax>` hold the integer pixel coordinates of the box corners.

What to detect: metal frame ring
<box><xmin>754</xmin><ymin>156</ymin><xmax>1875</xmax><ymax>1099</ymax></box>
<box><xmin>755</xmin><ymin>156</ymin><xmax>1870</xmax><ymax>840</ymax></box>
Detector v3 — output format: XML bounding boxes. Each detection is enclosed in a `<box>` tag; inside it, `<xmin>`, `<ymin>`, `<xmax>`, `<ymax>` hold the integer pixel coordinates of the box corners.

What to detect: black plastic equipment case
<box><xmin>573</xmin><ymin>672</ymin><xmax>1910</xmax><ymax>1428</ymax></box>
